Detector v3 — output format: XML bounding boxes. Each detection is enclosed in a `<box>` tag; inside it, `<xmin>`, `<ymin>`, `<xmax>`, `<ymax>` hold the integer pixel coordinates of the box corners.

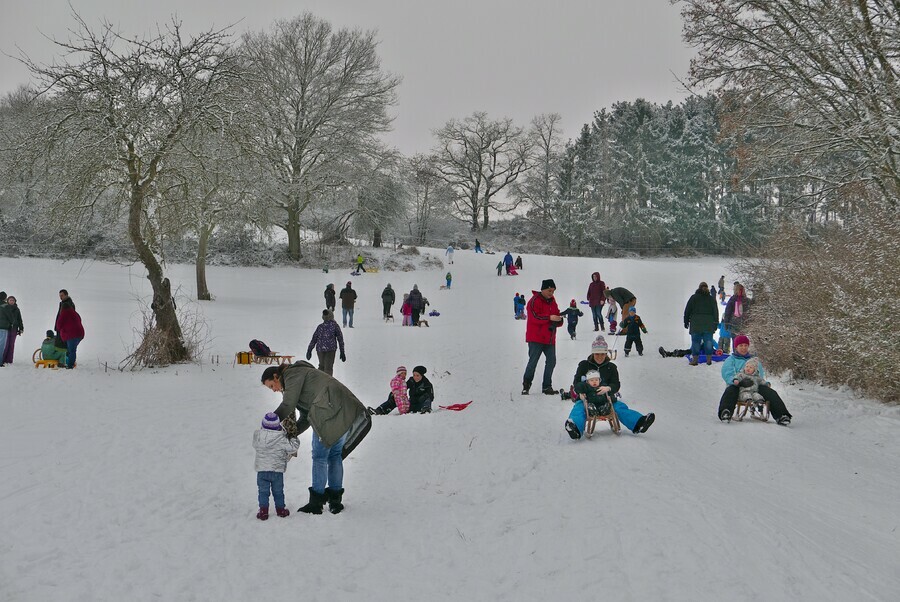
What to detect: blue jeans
<box><xmin>257</xmin><ymin>471</ymin><xmax>285</xmax><ymax>508</ymax></box>
<box><xmin>523</xmin><ymin>342</ymin><xmax>556</xmax><ymax>389</ymax></box>
<box><xmin>342</xmin><ymin>308</ymin><xmax>354</xmax><ymax>328</ymax></box>
<box><xmin>65</xmin><ymin>337</ymin><xmax>83</xmax><ymax>368</ymax></box>
<box><xmin>590</xmin><ymin>305</ymin><xmax>604</xmax><ymax>328</ymax></box>
<box><xmin>690</xmin><ymin>332</ymin><xmax>714</xmax><ymax>357</ymax></box>
<box><xmin>568</xmin><ymin>399</ymin><xmax>643</xmax><ymax>433</ymax></box>
<box><xmin>0</xmin><ymin>329</ymin><xmax>7</xmax><ymax>365</ymax></box>
<box><xmin>311</xmin><ymin>432</ymin><xmax>346</xmax><ymax>494</ymax></box>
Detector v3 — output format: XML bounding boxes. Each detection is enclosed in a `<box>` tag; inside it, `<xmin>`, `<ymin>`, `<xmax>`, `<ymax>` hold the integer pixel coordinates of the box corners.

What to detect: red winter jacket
<box><xmin>525</xmin><ymin>290</ymin><xmax>561</xmax><ymax>345</ymax></box>
<box><xmin>586</xmin><ymin>272</ymin><xmax>606</xmax><ymax>307</ymax></box>
<box><xmin>56</xmin><ymin>304</ymin><xmax>85</xmax><ymax>341</ymax></box>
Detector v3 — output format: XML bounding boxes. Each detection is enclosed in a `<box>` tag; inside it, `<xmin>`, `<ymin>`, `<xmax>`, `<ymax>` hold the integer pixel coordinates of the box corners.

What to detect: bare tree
<box><xmin>676</xmin><ymin>0</ymin><xmax>900</xmax><ymax>203</ymax></box>
<box><xmin>240</xmin><ymin>13</ymin><xmax>401</xmax><ymax>260</ymax></box>
<box><xmin>403</xmin><ymin>154</ymin><xmax>452</xmax><ymax>244</ymax></box>
<box><xmin>513</xmin><ymin>113</ymin><xmax>564</xmax><ymax>225</ymax></box>
<box><xmin>432</xmin><ymin>112</ymin><xmax>532</xmax><ymax>230</ymax></box>
<box><xmin>13</xmin><ymin>14</ymin><xmax>240</xmax><ymax>364</ymax></box>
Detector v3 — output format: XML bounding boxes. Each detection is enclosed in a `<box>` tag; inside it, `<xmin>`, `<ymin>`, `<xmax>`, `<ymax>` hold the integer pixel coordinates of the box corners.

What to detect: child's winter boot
<box><xmin>325</xmin><ymin>488</ymin><xmax>345</xmax><ymax>514</ymax></box>
<box><xmin>256</xmin><ymin>506</ymin><xmax>269</xmax><ymax>521</ymax></box>
<box><xmin>275</xmin><ymin>507</ymin><xmax>290</xmax><ymax>518</ymax></box>
<box><xmin>298</xmin><ymin>487</ymin><xmax>327</xmax><ymax>514</ymax></box>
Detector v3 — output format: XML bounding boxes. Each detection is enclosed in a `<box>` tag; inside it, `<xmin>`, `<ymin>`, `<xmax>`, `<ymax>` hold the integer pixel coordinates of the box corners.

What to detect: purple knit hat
<box><xmin>261</xmin><ymin>412</ymin><xmax>282</xmax><ymax>431</ymax></box>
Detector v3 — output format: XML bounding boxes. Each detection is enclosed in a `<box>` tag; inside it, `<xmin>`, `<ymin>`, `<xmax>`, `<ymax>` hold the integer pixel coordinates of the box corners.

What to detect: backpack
<box><xmin>249</xmin><ymin>339</ymin><xmax>272</xmax><ymax>357</ymax></box>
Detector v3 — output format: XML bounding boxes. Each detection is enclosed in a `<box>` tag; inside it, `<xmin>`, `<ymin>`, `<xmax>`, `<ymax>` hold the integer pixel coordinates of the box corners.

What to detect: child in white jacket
<box><xmin>253</xmin><ymin>412</ymin><xmax>300</xmax><ymax>520</ymax></box>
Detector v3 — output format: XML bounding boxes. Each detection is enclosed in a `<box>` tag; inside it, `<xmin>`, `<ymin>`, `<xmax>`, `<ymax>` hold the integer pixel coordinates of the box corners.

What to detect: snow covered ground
<box><xmin>1</xmin><ymin>251</ymin><xmax>898</xmax><ymax>602</ymax></box>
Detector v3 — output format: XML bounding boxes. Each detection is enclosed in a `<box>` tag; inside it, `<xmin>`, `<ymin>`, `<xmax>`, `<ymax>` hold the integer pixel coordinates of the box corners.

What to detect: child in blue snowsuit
<box><xmin>559</xmin><ymin>299</ymin><xmax>584</xmax><ymax>340</ymax></box>
<box><xmin>514</xmin><ymin>293</ymin><xmax>526</xmax><ymax>319</ymax></box>
<box><xmin>564</xmin><ymin>336</ymin><xmax>655</xmax><ymax>438</ymax></box>
<box><xmin>618</xmin><ymin>306</ymin><xmax>648</xmax><ymax>356</ymax></box>
<box><xmin>446</xmin><ymin>272</ymin><xmax>452</xmax><ymax>289</ymax></box>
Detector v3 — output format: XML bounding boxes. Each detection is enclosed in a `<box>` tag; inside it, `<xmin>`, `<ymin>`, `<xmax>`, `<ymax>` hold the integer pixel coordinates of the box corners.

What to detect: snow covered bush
<box><xmin>737</xmin><ymin>207</ymin><xmax>900</xmax><ymax>402</ymax></box>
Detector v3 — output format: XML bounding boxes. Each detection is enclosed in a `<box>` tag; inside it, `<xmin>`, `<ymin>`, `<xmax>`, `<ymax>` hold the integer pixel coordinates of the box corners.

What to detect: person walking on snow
<box><xmin>474</xmin><ymin>238</ymin><xmax>483</xmax><ymax>253</ymax></box>
<box><xmin>522</xmin><ymin>279</ymin><xmax>563</xmax><ymax>395</ymax></box>
<box><xmin>564</xmin><ymin>335</ymin><xmax>655</xmax><ymax>438</ymax></box>
<box><xmin>324</xmin><ymin>284</ymin><xmax>336</xmax><ymax>313</ymax></box>
<box><xmin>445</xmin><ymin>244</ymin><xmax>455</xmax><ymax>264</ymax></box>
<box><xmin>354</xmin><ymin>253</ymin><xmax>366</xmax><ymax>274</ymax></box>
<box><xmin>381</xmin><ymin>284</ymin><xmax>395</xmax><ymax>319</ymax></box>
<box><xmin>339</xmin><ymin>282</ymin><xmax>357</xmax><ymax>328</ymax></box>
<box><xmin>253</xmin><ymin>412</ymin><xmax>301</xmax><ymax>520</ymax></box>
<box><xmin>619</xmin><ymin>306</ymin><xmax>648</xmax><ymax>356</ymax></box>
<box><xmin>305</xmin><ymin>309</ymin><xmax>346</xmax><ymax>375</ymax></box>
<box><xmin>586</xmin><ymin>272</ymin><xmax>607</xmax><ymax>332</ymax></box>
<box><xmin>503</xmin><ymin>252</ymin><xmax>514</xmax><ymax>275</ymax></box>
<box><xmin>560</xmin><ymin>299</ymin><xmax>584</xmax><ymax>340</ymax></box>
<box><xmin>445</xmin><ymin>272</ymin><xmax>452</xmax><ymax>289</ymax></box>
<box><xmin>407</xmin><ymin>285</ymin><xmax>425</xmax><ymax>326</ymax></box>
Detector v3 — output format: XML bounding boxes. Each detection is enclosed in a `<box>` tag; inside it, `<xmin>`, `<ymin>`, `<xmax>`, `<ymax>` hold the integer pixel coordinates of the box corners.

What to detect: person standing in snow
<box><xmin>496</xmin><ymin>260</ymin><xmax>504</xmax><ymax>277</ymax></box>
<box><xmin>368</xmin><ymin>365</ymin><xmax>412</xmax><ymax>415</ymax></box>
<box><xmin>339</xmin><ymin>281</ymin><xmax>357</xmax><ymax>328</ymax></box>
<box><xmin>514</xmin><ymin>293</ymin><xmax>526</xmax><ymax>320</ymax></box>
<box><xmin>717</xmin><ymin>335</ymin><xmax>792</xmax><ymax>425</ymax></box>
<box><xmin>684</xmin><ymin>281</ymin><xmax>720</xmax><ymax>366</ymax></box>
<box><xmin>559</xmin><ymin>299</ymin><xmax>584</xmax><ymax>340</ymax></box>
<box><xmin>324</xmin><ymin>284</ymin><xmax>336</xmax><ymax>313</ymax></box>
<box><xmin>55</xmin><ymin>293</ymin><xmax>84</xmax><ymax>369</ymax></box>
<box><xmin>723</xmin><ymin>282</ymin><xmax>749</xmax><ymax>336</ymax></box>
<box><xmin>261</xmin><ymin>362</ymin><xmax>371</xmax><ymax>515</ymax></box>
<box><xmin>400</xmin><ymin>294</ymin><xmax>413</xmax><ymax>326</ymax></box>
<box><xmin>1</xmin><ymin>295</ymin><xmax>23</xmax><ymax>364</ymax></box>
<box><xmin>618</xmin><ymin>306</ymin><xmax>648</xmax><ymax>357</ymax></box>
<box><xmin>474</xmin><ymin>238</ymin><xmax>483</xmax><ymax>253</ymax></box>
<box><xmin>445</xmin><ymin>244</ymin><xmax>455</xmax><ymax>264</ymax></box>
<box><xmin>522</xmin><ymin>279</ymin><xmax>563</xmax><ymax>395</ymax></box>
<box><xmin>253</xmin><ymin>412</ymin><xmax>301</xmax><ymax>520</ymax></box>
<box><xmin>586</xmin><ymin>272</ymin><xmax>606</xmax><ymax>332</ymax></box>
<box><xmin>564</xmin><ymin>335</ymin><xmax>655</xmax><ymax>438</ymax></box>
<box><xmin>407</xmin><ymin>285</ymin><xmax>425</xmax><ymax>326</ymax></box>
<box><xmin>515</xmin><ymin>255</ymin><xmax>523</xmax><ymax>271</ymax></box>
<box><xmin>503</xmin><ymin>252</ymin><xmax>514</xmax><ymax>275</ymax></box>
<box><xmin>445</xmin><ymin>272</ymin><xmax>452</xmax><ymax>289</ymax></box>
<box><xmin>381</xmin><ymin>284</ymin><xmax>395</xmax><ymax>319</ymax></box>
<box><xmin>305</xmin><ymin>309</ymin><xmax>346</xmax><ymax>375</ymax></box>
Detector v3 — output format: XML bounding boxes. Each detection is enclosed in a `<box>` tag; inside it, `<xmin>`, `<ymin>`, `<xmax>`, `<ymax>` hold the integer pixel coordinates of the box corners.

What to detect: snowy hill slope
<box><xmin>1</xmin><ymin>253</ymin><xmax>898</xmax><ymax>601</ymax></box>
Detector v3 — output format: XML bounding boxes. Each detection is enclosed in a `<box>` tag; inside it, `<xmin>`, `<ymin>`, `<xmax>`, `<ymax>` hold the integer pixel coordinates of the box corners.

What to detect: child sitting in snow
<box><xmin>733</xmin><ymin>357</ymin><xmax>767</xmax><ymax>403</ymax></box>
<box><xmin>368</xmin><ymin>366</ymin><xmax>411</xmax><ymax>415</ymax></box>
<box><xmin>253</xmin><ymin>412</ymin><xmax>300</xmax><ymax>521</ymax></box>
<box><xmin>559</xmin><ymin>299</ymin><xmax>584</xmax><ymax>340</ymax></box>
<box><xmin>605</xmin><ymin>300</ymin><xmax>618</xmax><ymax>335</ymax></box>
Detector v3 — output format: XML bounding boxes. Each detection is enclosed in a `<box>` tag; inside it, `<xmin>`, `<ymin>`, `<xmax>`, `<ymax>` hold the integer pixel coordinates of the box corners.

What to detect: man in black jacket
<box><xmin>683</xmin><ymin>281</ymin><xmax>719</xmax><ymax>365</ymax></box>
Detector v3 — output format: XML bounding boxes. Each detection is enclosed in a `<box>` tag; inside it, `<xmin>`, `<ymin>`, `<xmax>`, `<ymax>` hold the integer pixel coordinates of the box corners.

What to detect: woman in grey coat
<box><xmin>261</xmin><ymin>361</ymin><xmax>371</xmax><ymax>514</ymax></box>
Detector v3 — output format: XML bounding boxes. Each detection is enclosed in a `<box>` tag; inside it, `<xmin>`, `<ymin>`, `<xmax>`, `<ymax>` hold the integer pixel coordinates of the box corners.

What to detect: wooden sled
<box><xmin>384</xmin><ymin>314</ymin><xmax>395</xmax><ymax>323</ymax></box>
<box><xmin>33</xmin><ymin>348</ymin><xmax>60</xmax><ymax>369</ymax></box>
<box><xmin>734</xmin><ymin>399</ymin><xmax>770</xmax><ymax>422</ymax></box>
<box><xmin>583</xmin><ymin>397</ymin><xmax>621</xmax><ymax>437</ymax></box>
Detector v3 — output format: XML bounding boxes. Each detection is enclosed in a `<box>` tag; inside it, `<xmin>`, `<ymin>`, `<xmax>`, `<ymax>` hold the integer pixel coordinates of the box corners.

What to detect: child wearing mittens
<box><xmin>253</xmin><ymin>412</ymin><xmax>301</xmax><ymax>520</ymax></box>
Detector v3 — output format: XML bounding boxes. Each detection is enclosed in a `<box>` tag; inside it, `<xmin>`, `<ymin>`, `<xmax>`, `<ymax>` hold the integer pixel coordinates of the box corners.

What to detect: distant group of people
<box><xmin>0</xmin><ymin>288</ymin><xmax>83</xmax><ymax>369</ymax></box>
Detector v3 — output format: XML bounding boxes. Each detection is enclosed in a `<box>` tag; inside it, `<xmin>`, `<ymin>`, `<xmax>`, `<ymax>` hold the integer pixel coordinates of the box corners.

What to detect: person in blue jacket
<box><xmin>717</xmin><ymin>334</ymin><xmax>792</xmax><ymax>425</ymax></box>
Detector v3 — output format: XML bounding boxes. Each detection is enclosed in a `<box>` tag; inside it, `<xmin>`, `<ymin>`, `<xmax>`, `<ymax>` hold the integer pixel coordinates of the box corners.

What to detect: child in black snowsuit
<box><xmin>618</xmin><ymin>306</ymin><xmax>648</xmax><ymax>356</ymax></box>
<box><xmin>559</xmin><ymin>299</ymin><xmax>584</xmax><ymax>340</ymax></box>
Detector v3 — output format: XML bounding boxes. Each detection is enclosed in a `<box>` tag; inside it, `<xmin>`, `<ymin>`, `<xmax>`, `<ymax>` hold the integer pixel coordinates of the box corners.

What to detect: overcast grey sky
<box><xmin>0</xmin><ymin>0</ymin><xmax>695</xmax><ymax>155</ymax></box>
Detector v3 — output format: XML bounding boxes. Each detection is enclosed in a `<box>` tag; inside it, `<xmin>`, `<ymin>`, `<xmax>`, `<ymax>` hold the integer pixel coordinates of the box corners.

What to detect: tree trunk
<box><xmin>286</xmin><ymin>203</ymin><xmax>302</xmax><ymax>261</ymax></box>
<box><xmin>482</xmin><ymin>200</ymin><xmax>490</xmax><ymax>230</ymax></box>
<box><xmin>373</xmin><ymin>227</ymin><xmax>382</xmax><ymax>248</ymax></box>
<box><xmin>128</xmin><ymin>185</ymin><xmax>190</xmax><ymax>364</ymax></box>
<box><xmin>196</xmin><ymin>224</ymin><xmax>213</xmax><ymax>301</ymax></box>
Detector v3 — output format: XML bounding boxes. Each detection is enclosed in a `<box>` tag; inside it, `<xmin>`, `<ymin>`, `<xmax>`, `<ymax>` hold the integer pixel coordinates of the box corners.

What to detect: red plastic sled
<box><xmin>439</xmin><ymin>401</ymin><xmax>473</xmax><ymax>411</ymax></box>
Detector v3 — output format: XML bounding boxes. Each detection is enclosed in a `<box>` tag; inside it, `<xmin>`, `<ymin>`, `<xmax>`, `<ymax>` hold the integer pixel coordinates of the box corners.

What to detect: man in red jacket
<box><xmin>522</xmin><ymin>279</ymin><xmax>563</xmax><ymax>395</ymax></box>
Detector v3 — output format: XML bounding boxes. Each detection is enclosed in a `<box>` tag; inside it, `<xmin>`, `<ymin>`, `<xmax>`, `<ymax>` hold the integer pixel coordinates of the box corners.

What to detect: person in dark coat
<box><xmin>55</xmin><ymin>296</ymin><xmax>84</xmax><ymax>369</ymax></box>
<box><xmin>605</xmin><ymin>286</ymin><xmax>636</xmax><ymax>319</ymax></box>
<box><xmin>261</xmin><ymin>361</ymin><xmax>371</xmax><ymax>514</ymax></box>
<box><xmin>503</xmin><ymin>252</ymin><xmax>514</xmax><ymax>275</ymax></box>
<box><xmin>723</xmin><ymin>282</ymin><xmax>749</xmax><ymax>336</ymax></box>
<box><xmin>305</xmin><ymin>309</ymin><xmax>346</xmax><ymax>375</ymax></box>
<box><xmin>407</xmin><ymin>285</ymin><xmax>425</xmax><ymax>326</ymax></box>
<box><xmin>559</xmin><ymin>299</ymin><xmax>584</xmax><ymax>340</ymax></box>
<box><xmin>564</xmin><ymin>335</ymin><xmax>655</xmax><ymax>438</ymax></box>
<box><xmin>0</xmin><ymin>293</ymin><xmax>11</xmax><ymax>367</ymax></box>
<box><xmin>381</xmin><ymin>284</ymin><xmax>395</xmax><ymax>318</ymax></box>
<box><xmin>324</xmin><ymin>284</ymin><xmax>336</xmax><ymax>313</ymax></box>
<box><xmin>514</xmin><ymin>256</ymin><xmax>523</xmax><ymax>270</ymax></box>
<box><xmin>339</xmin><ymin>282</ymin><xmax>357</xmax><ymax>328</ymax></box>
<box><xmin>407</xmin><ymin>365</ymin><xmax>435</xmax><ymax>413</ymax></box>
<box><xmin>684</xmin><ymin>281</ymin><xmax>720</xmax><ymax>365</ymax></box>
<box><xmin>618</xmin><ymin>306</ymin><xmax>648</xmax><ymax>357</ymax></box>
<box><xmin>586</xmin><ymin>272</ymin><xmax>607</xmax><ymax>332</ymax></box>
<box><xmin>1</xmin><ymin>295</ymin><xmax>24</xmax><ymax>364</ymax></box>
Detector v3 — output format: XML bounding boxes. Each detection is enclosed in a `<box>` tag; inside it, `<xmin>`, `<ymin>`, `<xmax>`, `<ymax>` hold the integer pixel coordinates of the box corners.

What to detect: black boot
<box><xmin>325</xmin><ymin>487</ymin><xmax>345</xmax><ymax>514</ymax></box>
<box><xmin>298</xmin><ymin>487</ymin><xmax>326</xmax><ymax>514</ymax></box>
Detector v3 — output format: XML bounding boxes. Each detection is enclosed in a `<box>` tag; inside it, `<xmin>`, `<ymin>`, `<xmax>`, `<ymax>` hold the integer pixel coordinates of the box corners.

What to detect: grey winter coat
<box><xmin>381</xmin><ymin>285</ymin><xmax>395</xmax><ymax>305</ymax></box>
<box><xmin>273</xmin><ymin>361</ymin><xmax>371</xmax><ymax>456</ymax></box>
<box><xmin>253</xmin><ymin>428</ymin><xmax>301</xmax><ymax>472</ymax></box>
<box><xmin>683</xmin><ymin>288</ymin><xmax>719</xmax><ymax>334</ymax></box>
<box><xmin>736</xmin><ymin>372</ymin><xmax>767</xmax><ymax>403</ymax></box>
